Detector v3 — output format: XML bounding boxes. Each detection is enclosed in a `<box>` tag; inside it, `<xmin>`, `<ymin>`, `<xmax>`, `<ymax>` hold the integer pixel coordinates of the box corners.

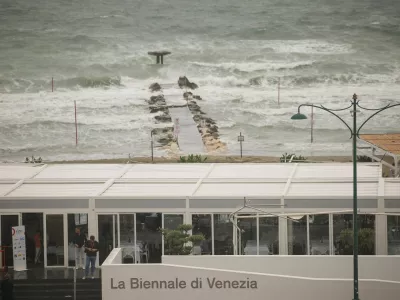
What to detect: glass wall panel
<box><xmin>1</xmin><ymin>215</ymin><xmax>19</xmax><ymax>267</ymax></box>
<box><xmin>164</xmin><ymin>214</ymin><xmax>183</xmax><ymax>230</ymax></box>
<box><xmin>119</xmin><ymin>214</ymin><xmax>136</xmax><ymax>264</ymax></box>
<box><xmin>288</xmin><ymin>216</ymin><xmax>307</xmax><ymax>255</ymax></box>
<box><xmin>259</xmin><ymin>216</ymin><xmax>279</xmax><ymax>255</ymax></box>
<box><xmin>68</xmin><ymin>214</ymin><xmax>88</xmax><ymax>267</ymax></box>
<box><xmin>163</xmin><ymin>214</ymin><xmax>184</xmax><ymax>255</ymax></box>
<box><xmin>136</xmin><ymin>213</ymin><xmax>162</xmax><ymax>263</ymax></box>
<box><xmin>22</xmin><ymin>213</ymin><xmax>43</xmax><ymax>268</ymax></box>
<box><xmin>98</xmin><ymin>214</ymin><xmax>117</xmax><ymax>265</ymax></box>
<box><xmin>213</xmin><ymin>214</ymin><xmax>233</xmax><ymax>255</ymax></box>
<box><xmin>238</xmin><ymin>215</ymin><xmax>257</xmax><ymax>255</ymax></box>
<box><xmin>309</xmin><ymin>214</ymin><xmax>329</xmax><ymax>255</ymax></box>
<box><xmin>388</xmin><ymin>216</ymin><xmax>400</xmax><ymax>255</ymax></box>
<box><xmin>333</xmin><ymin>214</ymin><xmax>375</xmax><ymax>255</ymax></box>
<box><xmin>46</xmin><ymin>214</ymin><xmax>64</xmax><ymax>266</ymax></box>
<box><xmin>192</xmin><ymin>214</ymin><xmax>212</xmax><ymax>255</ymax></box>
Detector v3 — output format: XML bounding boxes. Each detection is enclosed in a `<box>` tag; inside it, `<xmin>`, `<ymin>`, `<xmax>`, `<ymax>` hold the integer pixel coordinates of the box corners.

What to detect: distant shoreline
<box><xmin>47</xmin><ymin>155</ymin><xmax>353</xmax><ymax>164</ymax></box>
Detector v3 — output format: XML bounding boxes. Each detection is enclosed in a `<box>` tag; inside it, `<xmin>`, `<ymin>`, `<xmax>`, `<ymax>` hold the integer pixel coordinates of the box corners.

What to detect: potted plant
<box><xmin>335</xmin><ymin>228</ymin><xmax>375</xmax><ymax>255</ymax></box>
<box><xmin>161</xmin><ymin>224</ymin><xmax>204</xmax><ymax>255</ymax></box>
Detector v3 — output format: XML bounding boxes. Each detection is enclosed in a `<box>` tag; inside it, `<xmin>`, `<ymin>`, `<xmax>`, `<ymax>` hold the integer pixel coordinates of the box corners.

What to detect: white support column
<box><xmin>185</xmin><ymin>197</ymin><xmax>191</xmax><ymax>233</ymax></box>
<box><xmin>88</xmin><ymin>199</ymin><xmax>96</xmax><ymax>237</ymax></box>
<box><xmin>88</xmin><ymin>198</ymin><xmax>98</xmax><ymax>266</ymax></box>
<box><xmin>256</xmin><ymin>214</ymin><xmax>260</xmax><ymax>255</ymax></box>
<box><xmin>280</xmin><ymin>163</ymin><xmax>298</xmax><ymax>255</ymax></box>
<box><xmin>279</xmin><ymin>217</ymin><xmax>288</xmax><ymax>255</ymax></box>
<box><xmin>329</xmin><ymin>214</ymin><xmax>334</xmax><ymax>255</ymax></box>
<box><xmin>43</xmin><ymin>213</ymin><xmax>47</xmax><ymax>268</ymax></box>
<box><xmin>117</xmin><ymin>214</ymin><xmax>120</xmax><ymax>248</ymax></box>
<box><xmin>376</xmin><ymin>177</ymin><xmax>387</xmax><ymax>255</ymax></box>
<box><xmin>63</xmin><ymin>213</ymin><xmax>68</xmax><ymax>267</ymax></box>
<box><xmin>306</xmin><ymin>215</ymin><xmax>310</xmax><ymax>255</ymax></box>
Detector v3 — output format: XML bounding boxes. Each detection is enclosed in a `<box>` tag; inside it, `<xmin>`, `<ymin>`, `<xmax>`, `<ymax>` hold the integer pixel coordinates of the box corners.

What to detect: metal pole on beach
<box><xmin>237</xmin><ymin>132</ymin><xmax>244</xmax><ymax>158</ymax></box>
<box><xmin>74</xmin><ymin>101</ymin><xmax>78</xmax><ymax>146</ymax></box>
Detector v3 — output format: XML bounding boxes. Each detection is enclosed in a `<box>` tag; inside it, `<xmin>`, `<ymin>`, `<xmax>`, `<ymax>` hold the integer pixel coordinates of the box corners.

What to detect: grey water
<box><xmin>0</xmin><ymin>0</ymin><xmax>400</xmax><ymax>161</ymax></box>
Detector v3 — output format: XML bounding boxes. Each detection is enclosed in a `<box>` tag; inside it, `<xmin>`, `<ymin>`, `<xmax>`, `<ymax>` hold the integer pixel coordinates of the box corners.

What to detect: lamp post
<box><xmin>291</xmin><ymin>94</ymin><xmax>400</xmax><ymax>300</ymax></box>
<box><xmin>238</xmin><ymin>132</ymin><xmax>245</xmax><ymax>158</ymax></box>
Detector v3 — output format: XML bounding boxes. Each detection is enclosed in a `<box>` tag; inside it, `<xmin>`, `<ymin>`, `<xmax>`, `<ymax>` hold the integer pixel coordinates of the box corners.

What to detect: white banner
<box><xmin>12</xmin><ymin>226</ymin><xmax>27</xmax><ymax>271</ymax></box>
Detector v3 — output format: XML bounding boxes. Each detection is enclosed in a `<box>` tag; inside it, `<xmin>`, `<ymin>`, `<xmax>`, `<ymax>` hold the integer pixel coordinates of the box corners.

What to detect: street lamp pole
<box><xmin>291</xmin><ymin>94</ymin><xmax>400</xmax><ymax>300</ymax></box>
<box><xmin>351</xmin><ymin>94</ymin><xmax>359</xmax><ymax>300</ymax></box>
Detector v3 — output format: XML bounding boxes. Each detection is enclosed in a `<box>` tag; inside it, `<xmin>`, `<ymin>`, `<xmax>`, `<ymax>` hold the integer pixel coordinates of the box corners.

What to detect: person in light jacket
<box><xmin>73</xmin><ymin>227</ymin><xmax>87</xmax><ymax>269</ymax></box>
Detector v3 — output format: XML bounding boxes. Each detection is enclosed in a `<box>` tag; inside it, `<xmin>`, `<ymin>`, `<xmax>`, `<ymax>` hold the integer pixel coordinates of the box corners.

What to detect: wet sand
<box><xmin>48</xmin><ymin>155</ymin><xmax>352</xmax><ymax>164</ymax></box>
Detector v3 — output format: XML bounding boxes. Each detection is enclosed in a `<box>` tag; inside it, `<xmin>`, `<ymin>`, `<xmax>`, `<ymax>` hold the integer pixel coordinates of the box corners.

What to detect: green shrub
<box><xmin>335</xmin><ymin>228</ymin><xmax>375</xmax><ymax>255</ymax></box>
<box><xmin>161</xmin><ymin>224</ymin><xmax>204</xmax><ymax>255</ymax></box>
<box><xmin>178</xmin><ymin>154</ymin><xmax>207</xmax><ymax>163</ymax></box>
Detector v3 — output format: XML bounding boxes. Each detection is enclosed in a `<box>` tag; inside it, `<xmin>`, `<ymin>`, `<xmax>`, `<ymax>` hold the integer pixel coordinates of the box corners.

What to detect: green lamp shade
<box><xmin>291</xmin><ymin>113</ymin><xmax>308</xmax><ymax>120</ymax></box>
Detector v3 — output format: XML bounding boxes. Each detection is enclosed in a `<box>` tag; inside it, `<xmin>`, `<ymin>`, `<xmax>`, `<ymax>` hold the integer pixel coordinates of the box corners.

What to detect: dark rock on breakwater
<box><xmin>149</xmin><ymin>82</ymin><xmax>162</xmax><ymax>92</ymax></box>
<box><xmin>179</xmin><ymin>78</ymin><xmax>225</xmax><ymax>152</ymax></box>
<box><xmin>178</xmin><ymin>76</ymin><xmax>198</xmax><ymax>90</ymax></box>
<box><xmin>146</xmin><ymin>79</ymin><xmax>226</xmax><ymax>152</ymax></box>
<box><xmin>146</xmin><ymin>83</ymin><xmax>175</xmax><ymax>147</ymax></box>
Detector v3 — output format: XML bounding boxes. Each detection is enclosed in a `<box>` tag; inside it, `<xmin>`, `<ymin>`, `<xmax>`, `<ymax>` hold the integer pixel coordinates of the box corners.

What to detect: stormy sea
<box><xmin>1</xmin><ymin>0</ymin><xmax>399</xmax><ymax>161</ymax></box>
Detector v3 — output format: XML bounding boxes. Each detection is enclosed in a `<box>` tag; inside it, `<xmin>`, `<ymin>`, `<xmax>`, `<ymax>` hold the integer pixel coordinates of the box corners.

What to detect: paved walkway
<box><xmin>163</xmin><ymin>93</ymin><xmax>205</xmax><ymax>154</ymax></box>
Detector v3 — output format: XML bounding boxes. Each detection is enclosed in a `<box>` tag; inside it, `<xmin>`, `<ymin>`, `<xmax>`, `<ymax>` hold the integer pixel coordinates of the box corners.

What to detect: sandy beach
<box><xmin>48</xmin><ymin>155</ymin><xmax>352</xmax><ymax>164</ymax></box>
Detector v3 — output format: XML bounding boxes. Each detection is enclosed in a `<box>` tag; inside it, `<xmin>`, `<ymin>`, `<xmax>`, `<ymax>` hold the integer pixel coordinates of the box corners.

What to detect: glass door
<box><xmin>237</xmin><ymin>214</ymin><xmax>257</xmax><ymax>255</ymax></box>
<box><xmin>1</xmin><ymin>214</ymin><xmax>20</xmax><ymax>267</ymax></box>
<box><xmin>45</xmin><ymin>214</ymin><xmax>65</xmax><ymax>267</ymax></box>
<box><xmin>163</xmin><ymin>214</ymin><xmax>184</xmax><ymax>256</ymax></box>
<box><xmin>98</xmin><ymin>214</ymin><xmax>118</xmax><ymax>265</ymax></box>
<box><xmin>119</xmin><ymin>214</ymin><xmax>136</xmax><ymax>264</ymax></box>
<box><xmin>68</xmin><ymin>213</ymin><xmax>89</xmax><ymax>267</ymax></box>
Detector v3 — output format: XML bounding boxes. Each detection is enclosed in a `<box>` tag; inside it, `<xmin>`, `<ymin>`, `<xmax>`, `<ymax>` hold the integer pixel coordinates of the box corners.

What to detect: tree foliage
<box><xmin>336</xmin><ymin>228</ymin><xmax>375</xmax><ymax>255</ymax></box>
<box><xmin>161</xmin><ymin>224</ymin><xmax>205</xmax><ymax>255</ymax></box>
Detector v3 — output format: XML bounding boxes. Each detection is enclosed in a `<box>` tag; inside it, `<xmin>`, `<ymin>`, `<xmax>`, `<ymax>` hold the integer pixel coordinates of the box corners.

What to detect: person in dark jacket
<box><xmin>83</xmin><ymin>235</ymin><xmax>99</xmax><ymax>280</ymax></box>
<box><xmin>1</xmin><ymin>273</ymin><xmax>14</xmax><ymax>300</ymax></box>
<box><xmin>73</xmin><ymin>227</ymin><xmax>87</xmax><ymax>269</ymax></box>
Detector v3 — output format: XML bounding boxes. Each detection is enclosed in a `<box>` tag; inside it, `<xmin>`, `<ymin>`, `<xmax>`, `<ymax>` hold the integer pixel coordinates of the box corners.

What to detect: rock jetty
<box><xmin>146</xmin><ymin>86</ymin><xmax>174</xmax><ymax>148</ymax></box>
<box><xmin>147</xmin><ymin>78</ymin><xmax>226</xmax><ymax>153</ymax></box>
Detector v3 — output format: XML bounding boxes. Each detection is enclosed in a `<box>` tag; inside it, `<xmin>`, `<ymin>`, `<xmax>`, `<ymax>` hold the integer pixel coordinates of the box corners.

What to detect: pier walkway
<box><xmin>163</xmin><ymin>91</ymin><xmax>205</xmax><ymax>154</ymax></box>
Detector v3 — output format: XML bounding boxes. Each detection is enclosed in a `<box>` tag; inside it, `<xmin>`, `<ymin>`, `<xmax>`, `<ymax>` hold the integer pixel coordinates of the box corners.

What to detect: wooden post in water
<box><xmin>74</xmin><ymin>101</ymin><xmax>78</xmax><ymax>146</ymax></box>
<box><xmin>52</xmin><ymin>77</ymin><xmax>54</xmax><ymax>92</ymax></box>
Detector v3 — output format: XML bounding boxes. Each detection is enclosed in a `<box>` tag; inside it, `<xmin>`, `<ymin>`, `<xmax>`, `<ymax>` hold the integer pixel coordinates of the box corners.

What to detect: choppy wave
<box><xmin>249</xmin><ymin>73</ymin><xmax>399</xmax><ymax>87</ymax></box>
<box><xmin>0</xmin><ymin>75</ymin><xmax>122</xmax><ymax>92</ymax></box>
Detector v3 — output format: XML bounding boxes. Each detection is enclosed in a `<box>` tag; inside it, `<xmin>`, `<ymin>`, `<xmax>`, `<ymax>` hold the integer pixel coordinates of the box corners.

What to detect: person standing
<box><xmin>73</xmin><ymin>228</ymin><xmax>87</xmax><ymax>269</ymax></box>
<box><xmin>34</xmin><ymin>230</ymin><xmax>41</xmax><ymax>264</ymax></box>
<box><xmin>83</xmin><ymin>235</ymin><xmax>99</xmax><ymax>280</ymax></box>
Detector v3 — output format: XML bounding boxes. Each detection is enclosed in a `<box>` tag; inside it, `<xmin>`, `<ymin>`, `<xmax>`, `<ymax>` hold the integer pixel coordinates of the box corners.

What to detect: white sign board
<box><xmin>12</xmin><ymin>226</ymin><xmax>27</xmax><ymax>271</ymax></box>
<box><xmin>102</xmin><ymin>263</ymin><xmax>400</xmax><ymax>300</ymax></box>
